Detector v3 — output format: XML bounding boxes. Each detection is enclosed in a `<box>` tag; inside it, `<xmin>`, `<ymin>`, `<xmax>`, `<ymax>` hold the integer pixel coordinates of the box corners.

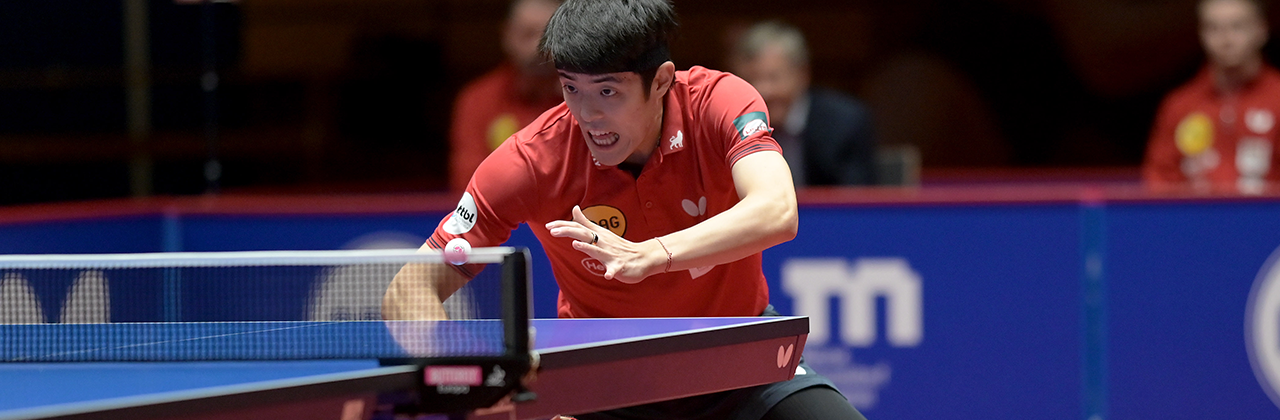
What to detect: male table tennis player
<box><xmin>1144</xmin><ymin>0</ymin><xmax>1280</xmax><ymax>192</ymax></box>
<box><xmin>384</xmin><ymin>1</ymin><xmax>865</xmax><ymax>419</ymax></box>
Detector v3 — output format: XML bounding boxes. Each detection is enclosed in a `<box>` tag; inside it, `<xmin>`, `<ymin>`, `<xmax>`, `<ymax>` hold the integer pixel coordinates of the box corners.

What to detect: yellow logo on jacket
<box><xmin>487</xmin><ymin>114</ymin><xmax>520</xmax><ymax>151</ymax></box>
<box><xmin>1176</xmin><ymin>112</ymin><xmax>1213</xmax><ymax>156</ymax></box>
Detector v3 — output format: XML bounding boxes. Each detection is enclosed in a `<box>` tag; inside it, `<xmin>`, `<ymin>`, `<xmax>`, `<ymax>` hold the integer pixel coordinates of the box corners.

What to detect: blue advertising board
<box><xmin>2</xmin><ymin>190</ymin><xmax>1280</xmax><ymax>419</ymax></box>
<box><xmin>1105</xmin><ymin>201</ymin><xmax>1280</xmax><ymax>419</ymax></box>
<box><xmin>762</xmin><ymin>205</ymin><xmax>1083</xmax><ymax>419</ymax></box>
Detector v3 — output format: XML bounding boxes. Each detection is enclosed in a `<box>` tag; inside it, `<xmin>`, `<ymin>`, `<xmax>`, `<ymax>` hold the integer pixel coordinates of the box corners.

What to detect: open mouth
<box><xmin>588</xmin><ymin>130</ymin><xmax>620</xmax><ymax>147</ymax></box>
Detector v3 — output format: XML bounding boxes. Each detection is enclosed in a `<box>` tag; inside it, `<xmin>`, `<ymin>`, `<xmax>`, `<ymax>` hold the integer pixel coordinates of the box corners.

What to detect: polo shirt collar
<box><xmin>657</xmin><ymin>89</ymin><xmax>688</xmax><ymax>157</ymax></box>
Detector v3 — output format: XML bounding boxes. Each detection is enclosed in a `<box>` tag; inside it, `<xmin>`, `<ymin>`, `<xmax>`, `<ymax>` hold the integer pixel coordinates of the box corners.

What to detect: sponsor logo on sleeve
<box><xmin>443</xmin><ymin>192</ymin><xmax>478</xmax><ymax>235</ymax></box>
<box><xmin>732</xmin><ymin>111</ymin><xmax>770</xmax><ymax>140</ymax></box>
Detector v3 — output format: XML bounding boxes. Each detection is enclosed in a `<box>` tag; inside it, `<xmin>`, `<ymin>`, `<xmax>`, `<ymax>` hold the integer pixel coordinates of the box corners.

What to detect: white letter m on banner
<box><xmin>783</xmin><ymin>258</ymin><xmax>922</xmax><ymax>347</ymax></box>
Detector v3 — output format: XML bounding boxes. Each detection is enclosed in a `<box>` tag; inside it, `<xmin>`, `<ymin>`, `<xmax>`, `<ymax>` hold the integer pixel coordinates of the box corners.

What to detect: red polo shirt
<box><xmin>1144</xmin><ymin>65</ymin><xmax>1280</xmax><ymax>192</ymax></box>
<box><xmin>428</xmin><ymin>66</ymin><xmax>782</xmax><ymax>318</ymax></box>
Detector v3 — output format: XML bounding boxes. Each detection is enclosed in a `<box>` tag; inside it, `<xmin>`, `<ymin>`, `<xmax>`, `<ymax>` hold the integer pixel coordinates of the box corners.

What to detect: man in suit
<box><xmin>730</xmin><ymin>20</ymin><xmax>879</xmax><ymax>187</ymax></box>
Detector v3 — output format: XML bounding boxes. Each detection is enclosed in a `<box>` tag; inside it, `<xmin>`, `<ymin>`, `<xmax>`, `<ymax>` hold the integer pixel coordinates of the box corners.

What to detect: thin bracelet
<box><xmin>654</xmin><ymin>237</ymin><xmax>674</xmax><ymax>273</ymax></box>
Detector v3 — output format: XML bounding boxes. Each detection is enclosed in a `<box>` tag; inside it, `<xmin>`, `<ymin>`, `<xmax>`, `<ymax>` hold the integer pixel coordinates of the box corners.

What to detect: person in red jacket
<box><xmin>386</xmin><ymin>1</ymin><xmax>865</xmax><ymax>418</ymax></box>
<box><xmin>448</xmin><ymin>0</ymin><xmax>564</xmax><ymax>192</ymax></box>
<box><xmin>1144</xmin><ymin>0</ymin><xmax>1280</xmax><ymax>193</ymax></box>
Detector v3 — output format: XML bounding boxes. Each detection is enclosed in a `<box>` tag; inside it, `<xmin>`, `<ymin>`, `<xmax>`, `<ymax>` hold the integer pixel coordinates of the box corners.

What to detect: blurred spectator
<box><xmin>729</xmin><ymin>20</ymin><xmax>878</xmax><ymax>186</ymax></box>
<box><xmin>448</xmin><ymin>0</ymin><xmax>563</xmax><ymax>192</ymax></box>
<box><xmin>1144</xmin><ymin>0</ymin><xmax>1280</xmax><ymax>193</ymax></box>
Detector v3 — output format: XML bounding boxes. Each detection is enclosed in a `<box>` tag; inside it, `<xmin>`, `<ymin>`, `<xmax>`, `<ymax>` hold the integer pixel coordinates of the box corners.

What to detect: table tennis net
<box><xmin>0</xmin><ymin>247</ymin><xmax>532</xmax><ymax>362</ymax></box>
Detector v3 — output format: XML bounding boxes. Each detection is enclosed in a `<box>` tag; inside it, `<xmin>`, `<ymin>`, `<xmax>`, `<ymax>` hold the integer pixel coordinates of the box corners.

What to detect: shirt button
<box><xmin>645</xmin><ymin>201</ymin><xmax>654</xmax><ymax>208</ymax></box>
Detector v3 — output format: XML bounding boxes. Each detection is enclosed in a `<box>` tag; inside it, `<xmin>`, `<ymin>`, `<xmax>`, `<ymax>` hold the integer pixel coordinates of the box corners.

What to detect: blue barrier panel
<box><xmin>0</xmin><ymin>216</ymin><xmax>161</xmax><ymax>254</ymax></box>
<box><xmin>763</xmin><ymin>204</ymin><xmax>1083</xmax><ymax>419</ymax></box>
<box><xmin>179</xmin><ymin>214</ymin><xmax>444</xmax><ymax>252</ymax></box>
<box><xmin>0</xmin><ymin>216</ymin><xmax>164</xmax><ymax>322</ymax></box>
<box><xmin>1106</xmin><ymin>200</ymin><xmax>1280</xmax><ymax>419</ymax></box>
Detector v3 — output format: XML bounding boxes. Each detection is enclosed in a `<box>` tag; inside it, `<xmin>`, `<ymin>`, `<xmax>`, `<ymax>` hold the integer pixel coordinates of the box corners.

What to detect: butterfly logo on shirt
<box><xmin>681</xmin><ymin>196</ymin><xmax>707</xmax><ymax>217</ymax></box>
<box><xmin>679</xmin><ymin>196</ymin><xmax>715</xmax><ymax>279</ymax></box>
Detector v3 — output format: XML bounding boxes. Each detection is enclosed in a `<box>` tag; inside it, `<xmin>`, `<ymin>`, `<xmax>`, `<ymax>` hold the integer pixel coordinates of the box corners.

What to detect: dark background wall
<box><xmin>0</xmin><ymin>0</ymin><xmax>1268</xmax><ymax>204</ymax></box>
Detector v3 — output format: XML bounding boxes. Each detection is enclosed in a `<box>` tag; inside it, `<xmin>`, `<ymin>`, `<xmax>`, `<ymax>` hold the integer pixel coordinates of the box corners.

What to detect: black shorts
<box><xmin>574</xmin><ymin>306</ymin><xmax>844</xmax><ymax>420</ymax></box>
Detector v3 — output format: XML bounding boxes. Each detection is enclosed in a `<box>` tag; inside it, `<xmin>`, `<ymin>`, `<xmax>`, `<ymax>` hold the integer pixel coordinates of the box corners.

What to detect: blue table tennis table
<box><xmin>0</xmin><ymin>316</ymin><xmax>809</xmax><ymax>420</ymax></box>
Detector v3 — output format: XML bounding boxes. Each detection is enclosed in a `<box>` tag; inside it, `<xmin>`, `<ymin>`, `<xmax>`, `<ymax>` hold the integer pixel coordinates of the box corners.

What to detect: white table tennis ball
<box><xmin>444</xmin><ymin>238</ymin><xmax>471</xmax><ymax>265</ymax></box>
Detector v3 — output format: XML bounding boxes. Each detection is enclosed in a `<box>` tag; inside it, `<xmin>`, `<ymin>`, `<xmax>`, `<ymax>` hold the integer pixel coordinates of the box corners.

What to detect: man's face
<box><xmin>1200</xmin><ymin>0</ymin><xmax>1269</xmax><ymax>70</ymax></box>
<box><xmin>559</xmin><ymin>70</ymin><xmax>666</xmax><ymax>166</ymax></box>
<box><xmin>733</xmin><ymin>44</ymin><xmax>809</xmax><ymax>126</ymax></box>
<box><xmin>503</xmin><ymin>0</ymin><xmax>558</xmax><ymax>71</ymax></box>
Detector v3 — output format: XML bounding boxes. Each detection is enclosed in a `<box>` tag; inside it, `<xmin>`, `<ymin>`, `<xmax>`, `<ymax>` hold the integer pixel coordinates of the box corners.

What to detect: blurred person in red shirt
<box><xmin>448</xmin><ymin>0</ymin><xmax>563</xmax><ymax>192</ymax></box>
<box><xmin>1144</xmin><ymin>0</ymin><xmax>1280</xmax><ymax>193</ymax></box>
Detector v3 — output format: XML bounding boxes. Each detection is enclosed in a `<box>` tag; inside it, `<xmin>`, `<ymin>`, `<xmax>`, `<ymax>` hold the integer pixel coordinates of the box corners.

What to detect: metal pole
<box><xmin>200</xmin><ymin>0</ymin><xmax>222</xmax><ymax>194</ymax></box>
<box><xmin>123</xmin><ymin>0</ymin><xmax>152</xmax><ymax>197</ymax></box>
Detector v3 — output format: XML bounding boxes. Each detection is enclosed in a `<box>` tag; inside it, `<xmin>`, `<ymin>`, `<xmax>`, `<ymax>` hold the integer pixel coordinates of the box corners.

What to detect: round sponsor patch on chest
<box><xmin>487</xmin><ymin>114</ymin><xmax>519</xmax><ymax>151</ymax></box>
<box><xmin>581</xmin><ymin>205</ymin><xmax>626</xmax><ymax>237</ymax></box>
<box><xmin>1176</xmin><ymin>112</ymin><xmax>1214</xmax><ymax>156</ymax></box>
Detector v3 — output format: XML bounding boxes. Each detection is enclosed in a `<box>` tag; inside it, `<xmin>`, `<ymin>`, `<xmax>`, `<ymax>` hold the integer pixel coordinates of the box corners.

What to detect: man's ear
<box><xmin>653</xmin><ymin>61</ymin><xmax>677</xmax><ymax>96</ymax></box>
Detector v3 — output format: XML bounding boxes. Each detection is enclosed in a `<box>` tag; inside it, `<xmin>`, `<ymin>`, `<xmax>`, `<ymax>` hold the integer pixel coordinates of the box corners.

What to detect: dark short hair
<box><xmin>540</xmin><ymin>0</ymin><xmax>678</xmax><ymax>94</ymax></box>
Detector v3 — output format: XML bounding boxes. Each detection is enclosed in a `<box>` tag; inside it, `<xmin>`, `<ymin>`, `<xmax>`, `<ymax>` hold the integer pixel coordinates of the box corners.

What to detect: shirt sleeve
<box><xmin>429</xmin><ymin>139</ymin><xmax>536</xmax><ymax>277</ymax></box>
<box><xmin>695</xmin><ymin>72</ymin><xmax>783</xmax><ymax>166</ymax></box>
<box><xmin>1142</xmin><ymin>97</ymin><xmax>1186</xmax><ymax>187</ymax></box>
